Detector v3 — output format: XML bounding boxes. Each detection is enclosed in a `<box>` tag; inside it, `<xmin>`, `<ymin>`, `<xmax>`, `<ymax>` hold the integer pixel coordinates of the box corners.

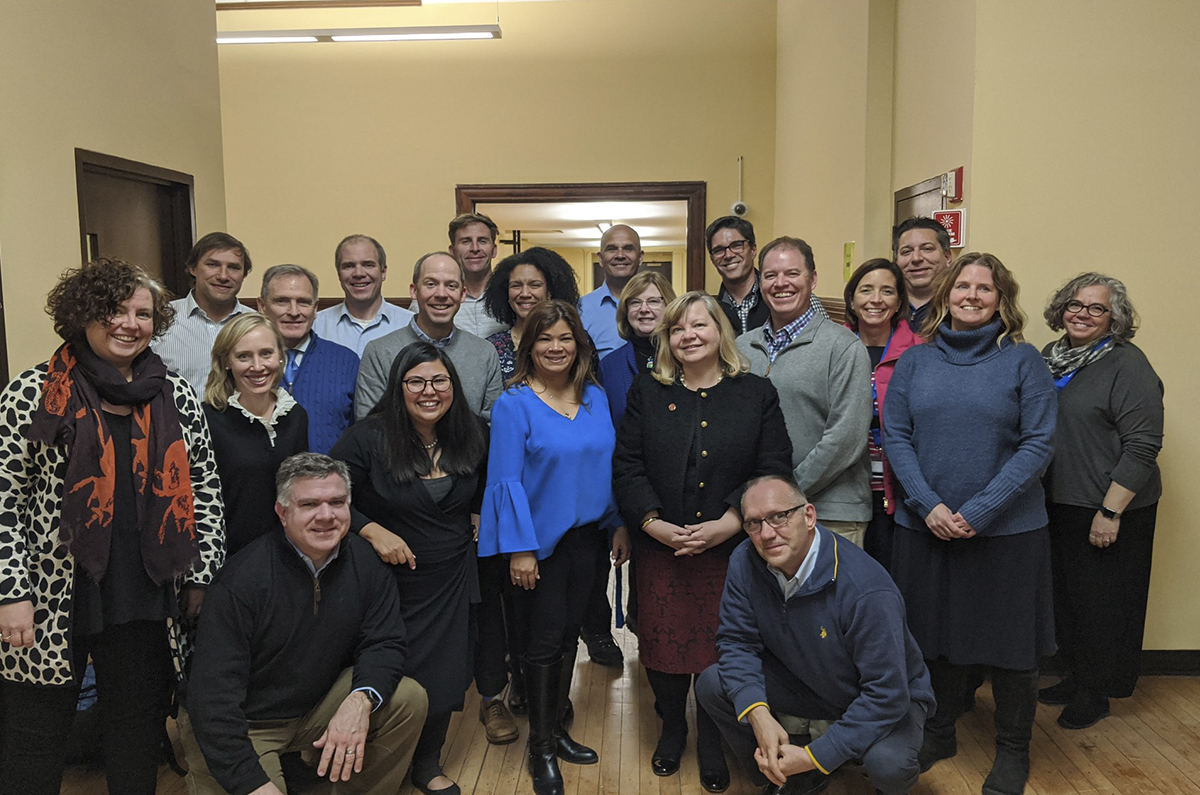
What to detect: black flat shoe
<box><xmin>700</xmin><ymin>767</ymin><xmax>730</xmax><ymax>792</ymax></box>
<box><xmin>584</xmin><ymin>634</ymin><xmax>624</xmax><ymax>668</ymax></box>
<box><xmin>651</xmin><ymin>729</ymin><xmax>685</xmax><ymax>776</ymax></box>
<box><xmin>1038</xmin><ymin>678</ymin><xmax>1077</xmax><ymax>706</ymax></box>
<box><xmin>1057</xmin><ymin>690</ymin><xmax>1110</xmax><ymax>730</ymax></box>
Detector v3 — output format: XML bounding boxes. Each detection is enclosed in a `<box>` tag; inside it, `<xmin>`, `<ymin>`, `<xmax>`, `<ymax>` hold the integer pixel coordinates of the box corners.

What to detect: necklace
<box><xmin>531</xmin><ymin>382</ymin><xmax>577</xmax><ymax>417</ymax></box>
<box><xmin>679</xmin><ymin>372</ymin><xmax>724</xmax><ymax>390</ymax></box>
<box><xmin>421</xmin><ymin>438</ymin><xmax>438</xmax><ymax>451</ymax></box>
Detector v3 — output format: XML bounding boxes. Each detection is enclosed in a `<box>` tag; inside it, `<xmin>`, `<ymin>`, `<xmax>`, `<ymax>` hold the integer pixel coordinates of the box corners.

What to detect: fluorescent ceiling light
<box><xmin>217</xmin><ymin>24</ymin><xmax>501</xmax><ymax>44</ymax></box>
<box><xmin>217</xmin><ymin>35</ymin><xmax>319</xmax><ymax>44</ymax></box>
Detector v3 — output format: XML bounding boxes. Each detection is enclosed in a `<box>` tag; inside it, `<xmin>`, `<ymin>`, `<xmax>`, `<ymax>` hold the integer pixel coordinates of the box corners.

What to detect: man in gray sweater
<box><xmin>736</xmin><ymin>237</ymin><xmax>873</xmax><ymax>546</ymax></box>
<box><xmin>355</xmin><ymin>251</ymin><xmax>502</xmax><ymax>420</ymax></box>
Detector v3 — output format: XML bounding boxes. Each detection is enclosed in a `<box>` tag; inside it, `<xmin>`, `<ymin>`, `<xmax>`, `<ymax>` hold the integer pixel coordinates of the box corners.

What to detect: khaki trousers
<box><xmin>821</xmin><ymin>519</ymin><xmax>868</xmax><ymax>549</ymax></box>
<box><xmin>180</xmin><ymin>669</ymin><xmax>428</xmax><ymax>794</ymax></box>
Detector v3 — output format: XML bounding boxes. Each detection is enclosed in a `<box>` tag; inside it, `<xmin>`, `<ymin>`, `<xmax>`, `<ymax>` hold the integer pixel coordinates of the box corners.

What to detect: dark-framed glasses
<box><xmin>742</xmin><ymin>503</ymin><xmax>806</xmax><ymax>536</ymax></box>
<box><xmin>1065</xmin><ymin>300</ymin><xmax>1110</xmax><ymax>318</ymax></box>
<box><xmin>627</xmin><ymin>297</ymin><xmax>666</xmax><ymax>310</ymax></box>
<box><xmin>402</xmin><ymin>375</ymin><xmax>453</xmax><ymax>393</ymax></box>
<box><xmin>710</xmin><ymin>239</ymin><xmax>751</xmax><ymax>260</ymax></box>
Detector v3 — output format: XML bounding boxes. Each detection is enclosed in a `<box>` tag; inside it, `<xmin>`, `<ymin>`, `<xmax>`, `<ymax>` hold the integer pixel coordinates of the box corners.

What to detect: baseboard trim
<box><xmin>1042</xmin><ymin>650</ymin><xmax>1200</xmax><ymax>676</ymax></box>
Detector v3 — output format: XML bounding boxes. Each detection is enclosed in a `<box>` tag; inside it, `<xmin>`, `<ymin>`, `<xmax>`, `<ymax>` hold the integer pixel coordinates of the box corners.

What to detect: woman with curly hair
<box><xmin>483</xmin><ymin>247</ymin><xmax>581</xmax><ymax>381</ymax></box>
<box><xmin>203</xmin><ymin>313</ymin><xmax>309</xmax><ymax>557</ymax></box>
<box><xmin>882</xmin><ymin>253</ymin><xmax>1057</xmax><ymax>795</ymax></box>
<box><xmin>0</xmin><ymin>260</ymin><xmax>224</xmax><ymax>795</ymax></box>
<box><xmin>613</xmin><ymin>292</ymin><xmax>791</xmax><ymax>791</ymax></box>
<box><xmin>1037</xmin><ymin>273</ymin><xmax>1163</xmax><ymax>729</ymax></box>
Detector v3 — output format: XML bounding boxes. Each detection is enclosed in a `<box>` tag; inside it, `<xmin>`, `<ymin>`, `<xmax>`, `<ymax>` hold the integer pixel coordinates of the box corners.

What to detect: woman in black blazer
<box><xmin>613</xmin><ymin>292</ymin><xmax>792</xmax><ymax>791</ymax></box>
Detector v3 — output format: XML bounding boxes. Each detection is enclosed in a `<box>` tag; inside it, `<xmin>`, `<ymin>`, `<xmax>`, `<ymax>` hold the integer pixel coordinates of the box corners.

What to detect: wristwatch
<box><xmin>1099</xmin><ymin>505</ymin><xmax>1122</xmax><ymax>520</ymax></box>
<box><xmin>356</xmin><ymin>688</ymin><xmax>383</xmax><ymax>711</ymax></box>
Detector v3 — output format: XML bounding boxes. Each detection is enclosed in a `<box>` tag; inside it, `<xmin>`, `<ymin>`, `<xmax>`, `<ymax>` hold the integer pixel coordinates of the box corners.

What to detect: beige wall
<box><xmin>216</xmin><ymin>0</ymin><xmax>777</xmax><ymax>299</ymax></box>
<box><xmin>965</xmin><ymin>0</ymin><xmax>1199</xmax><ymax>649</ymax></box>
<box><xmin>0</xmin><ymin>0</ymin><xmax>227</xmax><ymax>371</ymax></box>
<box><xmin>775</xmin><ymin>0</ymin><xmax>896</xmax><ymax>291</ymax></box>
<box><xmin>891</xmin><ymin>0</ymin><xmax>975</xmax><ymax>244</ymax></box>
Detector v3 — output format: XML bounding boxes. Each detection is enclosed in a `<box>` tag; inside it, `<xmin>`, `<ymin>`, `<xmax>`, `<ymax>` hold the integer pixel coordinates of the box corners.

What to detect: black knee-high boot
<box><xmin>555</xmin><ymin>650</ymin><xmax>597</xmax><ymax>764</ymax></box>
<box><xmin>525</xmin><ymin>658</ymin><xmax>564</xmax><ymax>795</ymax></box>
<box><xmin>645</xmin><ymin>668</ymin><xmax>689</xmax><ymax>776</ymax></box>
<box><xmin>984</xmin><ymin>667</ymin><xmax>1038</xmax><ymax>795</ymax></box>
<box><xmin>919</xmin><ymin>658</ymin><xmax>969</xmax><ymax>771</ymax></box>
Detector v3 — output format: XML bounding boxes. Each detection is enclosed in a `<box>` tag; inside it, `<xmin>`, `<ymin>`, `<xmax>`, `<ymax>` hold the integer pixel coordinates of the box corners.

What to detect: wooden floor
<box><xmin>62</xmin><ymin>626</ymin><xmax>1200</xmax><ymax>794</ymax></box>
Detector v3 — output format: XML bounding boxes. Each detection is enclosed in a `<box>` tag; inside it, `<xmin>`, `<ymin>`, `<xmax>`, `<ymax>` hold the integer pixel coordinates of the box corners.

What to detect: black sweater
<box><xmin>187</xmin><ymin>531</ymin><xmax>406</xmax><ymax>795</ymax></box>
<box><xmin>203</xmin><ymin>401</ymin><xmax>309</xmax><ymax>556</ymax></box>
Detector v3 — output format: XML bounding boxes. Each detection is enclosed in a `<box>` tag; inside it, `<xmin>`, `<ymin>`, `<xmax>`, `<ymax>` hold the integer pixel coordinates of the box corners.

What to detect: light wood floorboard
<box><xmin>62</xmin><ymin>625</ymin><xmax>1200</xmax><ymax>794</ymax></box>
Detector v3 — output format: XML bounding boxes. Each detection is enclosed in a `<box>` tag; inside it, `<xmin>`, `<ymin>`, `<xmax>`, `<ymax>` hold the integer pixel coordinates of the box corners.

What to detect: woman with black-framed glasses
<box><xmin>330</xmin><ymin>341</ymin><xmax>487</xmax><ymax>795</ymax></box>
<box><xmin>1037</xmin><ymin>273</ymin><xmax>1163</xmax><ymax>730</ymax></box>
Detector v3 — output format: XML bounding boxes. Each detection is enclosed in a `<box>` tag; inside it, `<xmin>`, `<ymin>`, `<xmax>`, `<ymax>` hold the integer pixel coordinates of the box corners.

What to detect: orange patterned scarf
<box><xmin>26</xmin><ymin>341</ymin><xmax>200</xmax><ymax>585</ymax></box>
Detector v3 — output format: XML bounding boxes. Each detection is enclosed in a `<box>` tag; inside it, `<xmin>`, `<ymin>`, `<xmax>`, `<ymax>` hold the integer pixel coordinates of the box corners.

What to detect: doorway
<box><xmin>455</xmin><ymin>182</ymin><xmax>707</xmax><ymax>292</ymax></box>
<box><xmin>75</xmin><ymin>150</ymin><xmax>196</xmax><ymax>297</ymax></box>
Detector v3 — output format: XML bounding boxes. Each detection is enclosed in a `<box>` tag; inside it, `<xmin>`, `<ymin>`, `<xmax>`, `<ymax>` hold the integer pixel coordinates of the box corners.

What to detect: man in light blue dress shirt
<box><xmin>579</xmin><ymin>224</ymin><xmax>643</xmax><ymax>360</ymax></box>
<box><xmin>312</xmin><ymin>234</ymin><xmax>414</xmax><ymax>357</ymax></box>
<box><xmin>154</xmin><ymin>231</ymin><xmax>256</xmax><ymax>395</ymax></box>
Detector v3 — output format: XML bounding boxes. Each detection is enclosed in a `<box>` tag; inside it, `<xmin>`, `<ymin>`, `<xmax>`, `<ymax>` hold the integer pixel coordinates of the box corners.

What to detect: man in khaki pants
<box><xmin>180</xmin><ymin>453</ymin><xmax>428</xmax><ymax>794</ymax></box>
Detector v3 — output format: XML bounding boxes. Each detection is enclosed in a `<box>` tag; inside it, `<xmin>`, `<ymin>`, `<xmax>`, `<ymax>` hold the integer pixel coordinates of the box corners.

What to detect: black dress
<box><xmin>204</xmin><ymin>397</ymin><xmax>309</xmax><ymax>557</ymax></box>
<box><xmin>330</xmin><ymin>419</ymin><xmax>483</xmax><ymax>714</ymax></box>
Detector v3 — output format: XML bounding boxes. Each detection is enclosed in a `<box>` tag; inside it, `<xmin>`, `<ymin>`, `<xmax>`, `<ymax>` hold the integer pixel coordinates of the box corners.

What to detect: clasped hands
<box><xmin>747</xmin><ymin>706</ymin><xmax>814</xmax><ymax>787</ymax></box>
<box><xmin>925</xmin><ymin>503</ymin><xmax>976</xmax><ymax>540</ymax></box>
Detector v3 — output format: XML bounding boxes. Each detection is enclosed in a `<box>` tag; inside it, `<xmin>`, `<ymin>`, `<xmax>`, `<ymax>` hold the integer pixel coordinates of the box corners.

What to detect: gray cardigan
<box><xmin>1042</xmin><ymin>340</ymin><xmax>1163</xmax><ymax>510</ymax></box>
<box><xmin>737</xmin><ymin>314</ymin><xmax>873</xmax><ymax>522</ymax></box>
<box><xmin>354</xmin><ymin>323</ymin><xmax>503</xmax><ymax>420</ymax></box>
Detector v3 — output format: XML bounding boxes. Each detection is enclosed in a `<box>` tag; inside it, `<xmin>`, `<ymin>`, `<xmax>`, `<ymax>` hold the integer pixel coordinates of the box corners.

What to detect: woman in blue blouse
<box><xmin>882</xmin><ymin>254</ymin><xmax>1057</xmax><ymax>795</ymax></box>
<box><xmin>478</xmin><ymin>300</ymin><xmax>626</xmax><ymax>795</ymax></box>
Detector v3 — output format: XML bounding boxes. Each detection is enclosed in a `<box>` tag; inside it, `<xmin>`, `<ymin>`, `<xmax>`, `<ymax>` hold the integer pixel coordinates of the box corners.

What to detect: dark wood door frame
<box><xmin>75</xmin><ymin>149</ymin><xmax>196</xmax><ymax>296</ymax></box>
<box><xmin>455</xmin><ymin>182</ymin><xmax>708</xmax><ymax>291</ymax></box>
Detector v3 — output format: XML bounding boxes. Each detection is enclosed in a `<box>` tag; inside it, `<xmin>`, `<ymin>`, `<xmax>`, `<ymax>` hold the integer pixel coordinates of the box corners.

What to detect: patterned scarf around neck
<box><xmin>1043</xmin><ymin>334</ymin><xmax>1115</xmax><ymax>380</ymax></box>
<box><xmin>25</xmin><ymin>340</ymin><xmax>200</xmax><ymax>586</ymax></box>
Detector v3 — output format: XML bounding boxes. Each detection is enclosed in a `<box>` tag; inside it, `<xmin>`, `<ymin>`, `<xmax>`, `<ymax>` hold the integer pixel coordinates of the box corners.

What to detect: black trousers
<box><xmin>1048</xmin><ymin>501</ymin><xmax>1157</xmax><ymax>696</ymax></box>
<box><xmin>580</xmin><ymin>540</ymin><xmax>614</xmax><ymax>639</ymax></box>
<box><xmin>863</xmin><ymin>491</ymin><xmax>895</xmax><ymax>573</ymax></box>
<box><xmin>474</xmin><ymin>554</ymin><xmax>523</xmax><ymax>698</ymax></box>
<box><xmin>0</xmin><ymin>620</ymin><xmax>172</xmax><ymax>795</ymax></box>
<box><xmin>514</xmin><ymin>524</ymin><xmax>601</xmax><ymax>665</ymax></box>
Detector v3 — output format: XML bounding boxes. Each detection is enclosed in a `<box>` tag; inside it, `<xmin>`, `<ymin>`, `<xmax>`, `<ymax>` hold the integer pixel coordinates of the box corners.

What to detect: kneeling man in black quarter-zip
<box><xmin>181</xmin><ymin>452</ymin><xmax>428</xmax><ymax>795</ymax></box>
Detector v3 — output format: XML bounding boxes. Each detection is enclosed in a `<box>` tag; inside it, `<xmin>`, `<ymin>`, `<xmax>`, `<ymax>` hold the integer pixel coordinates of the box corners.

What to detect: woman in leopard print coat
<box><xmin>0</xmin><ymin>261</ymin><xmax>225</xmax><ymax>795</ymax></box>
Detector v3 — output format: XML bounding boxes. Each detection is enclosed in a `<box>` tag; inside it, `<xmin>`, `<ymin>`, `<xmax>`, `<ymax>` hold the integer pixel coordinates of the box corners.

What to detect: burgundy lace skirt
<box><xmin>634</xmin><ymin>543</ymin><xmax>730</xmax><ymax>674</ymax></box>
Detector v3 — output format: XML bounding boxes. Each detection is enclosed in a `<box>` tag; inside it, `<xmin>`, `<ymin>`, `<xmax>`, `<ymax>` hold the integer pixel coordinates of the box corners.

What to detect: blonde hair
<box><xmin>651</xmin><ymin>292</ymin><xmax>749</xmax><ymax>386</ymax></box>
<box><xmin>203</xmin><ymin>313</ymin><xmax>286</xmax><ymax>410</ymax></box>
<box><xmin>920</xmin><ymin>252</ymin><xmax>1027</xmax><ymax>346</ymax></box>
<box><xmin>616</xmin><ymin>271</ymin><xmax>677</xmax><ymax>341</ymax></box>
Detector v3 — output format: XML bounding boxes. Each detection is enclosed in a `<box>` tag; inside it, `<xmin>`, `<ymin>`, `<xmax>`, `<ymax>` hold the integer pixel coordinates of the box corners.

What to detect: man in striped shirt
<box><xmin>153</xmin><ymin>232</ymin><xmax>256</xmax><ymax>395</ymax></box>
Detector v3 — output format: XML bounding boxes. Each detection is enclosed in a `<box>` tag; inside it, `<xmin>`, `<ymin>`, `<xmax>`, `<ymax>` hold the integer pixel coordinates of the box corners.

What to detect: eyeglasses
<box><xmin>402</xmin><ymin>375</ymin><xmax>453</xmax><ymax>393</ymax></box>
<box><xmin>742</xmin><ymin>503</ymin><xmax>806</xmax><ymax>536</ymax></box>
<box><xmin>709</xmin><ymin>239</ymin><xmax>751</xmax><ymax>260</ymax></box>
<box><xmin>1065</xmin><ymin>300</ymin><xmax>1110</xmax><ymax>318</ymax></box>
<box><xmin>627</xmin><ymin>297</ymin><xmax>666</xmax><ymax>310</ymax></box>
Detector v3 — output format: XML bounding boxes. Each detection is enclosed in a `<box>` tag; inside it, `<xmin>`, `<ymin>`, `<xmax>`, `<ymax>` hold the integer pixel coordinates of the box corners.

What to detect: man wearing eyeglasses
<box><xmin>581</xmin><ymin>224</ymin><xmax>644</xmax><ymax>359</ymax></box>
<box><xmin>696</xmin><ymin>474</ymin><xmax>933</xmax><ymax>795</ymax></box>
<box><xmin>707</xmin><ymin>216</ymin><xmax>826</xmax><ymax>336</ymax></box>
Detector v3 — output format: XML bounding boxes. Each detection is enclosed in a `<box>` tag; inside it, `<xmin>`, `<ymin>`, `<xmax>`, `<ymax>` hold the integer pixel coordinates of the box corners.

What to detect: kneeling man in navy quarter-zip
<box><xmin>180</xmin><ymin>453</ymin><xmax>428</xmax><ymax>795</ymax></box>
<box><xmin>696</xmin><ymin>474</ymin><xmax>934</xmax><ymax>795</ymax></box>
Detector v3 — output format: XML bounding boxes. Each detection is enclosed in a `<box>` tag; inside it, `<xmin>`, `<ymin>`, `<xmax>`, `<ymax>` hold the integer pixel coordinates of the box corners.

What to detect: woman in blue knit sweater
<box><xmin>882</xmin><ymin>253</ymin><xmax>1057</xmax><ymax>795</ymax></box>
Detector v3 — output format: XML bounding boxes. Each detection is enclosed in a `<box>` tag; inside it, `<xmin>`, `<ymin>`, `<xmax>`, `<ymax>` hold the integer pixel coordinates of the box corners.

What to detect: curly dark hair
<box><xmin>45</xmin><ymin>259</ymin><xmax>175</xmax><ymax>342</ymax></box>
<box><xmin>483</xmin><ymin>247</ymin><xmax>580</xmax><ymax>326</ymax></box>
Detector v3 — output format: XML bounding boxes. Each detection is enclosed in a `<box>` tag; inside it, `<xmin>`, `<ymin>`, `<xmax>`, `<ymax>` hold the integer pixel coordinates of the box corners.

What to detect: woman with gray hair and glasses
<box><xmin>1037</xmin><ymin>273</ymin><xmax>1164</xmax><ymax>731</ymax></box>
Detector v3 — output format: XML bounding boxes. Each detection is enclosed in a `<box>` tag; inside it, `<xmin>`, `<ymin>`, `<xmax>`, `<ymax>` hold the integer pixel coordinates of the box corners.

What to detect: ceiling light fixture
<box><xmin>217</xmin><ymin>24</ymin><xmax>501</xmax><ymax>44</ymax></box>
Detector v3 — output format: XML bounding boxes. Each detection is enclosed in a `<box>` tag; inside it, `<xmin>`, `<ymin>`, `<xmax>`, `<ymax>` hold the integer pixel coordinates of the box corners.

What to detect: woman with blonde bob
<box><xmin>614</xmin><ymin>292</ymin><xmax>791</xmax><ymax>790</ymax></box>
<box><xmin>882</xmin><ymin>254</ymin><xmax>1057</xmax><ymax>795</ymax></box>
<box><xmin>203</xmin><ymin>313</ymin><xmax>308</xmax><ymax>556</ymax></box>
